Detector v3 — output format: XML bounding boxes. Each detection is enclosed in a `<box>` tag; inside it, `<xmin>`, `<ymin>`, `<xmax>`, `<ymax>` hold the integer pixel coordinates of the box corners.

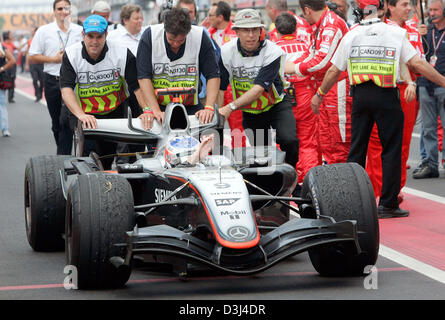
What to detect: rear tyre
<box><xmin>66</xmin><ymin>173</ymin><xmax>135</xmax><ymax>289</ymax></box>
<box><xmin>301</xmin><ymin>163</ymin><xmax>379</xmax><ymax>276</ymax></box>
<box><xmin>24</xmin><ymin>155</ymin><xmax>73</xmax><ymax>251</ymax></box>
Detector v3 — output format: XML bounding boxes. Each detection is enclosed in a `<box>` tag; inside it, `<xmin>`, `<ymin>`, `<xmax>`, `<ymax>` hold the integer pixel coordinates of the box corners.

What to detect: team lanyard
<box><xmin>430</xmin><ymin>28</ymin><xmax>445</xmax><ymax>67</ymax></box>
<box><xmin>57</xmin><ymin>29</ymin><xmax>71</xmax><ymax>51</ymax></box>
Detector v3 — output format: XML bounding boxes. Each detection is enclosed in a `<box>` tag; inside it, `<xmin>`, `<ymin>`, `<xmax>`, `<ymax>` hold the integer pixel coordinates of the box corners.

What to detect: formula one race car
<box><xmin>24</xmin><ymin>88</ymin><xmax>379</xmax><ymax>289</ymax></box>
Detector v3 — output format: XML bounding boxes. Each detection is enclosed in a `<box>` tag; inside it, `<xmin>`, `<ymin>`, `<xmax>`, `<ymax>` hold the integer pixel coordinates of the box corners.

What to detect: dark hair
<box><xmin>216</xmin><ymin>1</ymin><xmax>232</xmax><ymax>21</ymax></box>
<box><xmin>176</xmin><ymin>0</ymin><xmax>197</xmax><ymax>13</ymax></box>
<box><xmin>2</xmin><ymin>31</ymin><xmax>11</xmax><ymax>41</ymax></box>
<box><xmin>120</xmin><ymin>4</ymin><xmax>142</xmax><ymax>25</ymax></box>
<box><xmin>275</xmin><ymin>12</ymin><xmax>297</xmax><ymax>35</ymax></box>
<box><xmin>53</xmin><ymin>0</ymin><xmax>71</xmax><ymax>10</ymax></box>
<box><xmin>299</xmin><ymin>0</ymin><xmax>326</xmax><ymax>11</ymax></box>
<box><xmin>164</xmin><ymin>7</ymin><xmax>192</xmax><ymax>35</ymax></box>
<box><xmin>386</xmin><ymin>0</ymin><xmax>399</xmax><ymax>18</ymax></box>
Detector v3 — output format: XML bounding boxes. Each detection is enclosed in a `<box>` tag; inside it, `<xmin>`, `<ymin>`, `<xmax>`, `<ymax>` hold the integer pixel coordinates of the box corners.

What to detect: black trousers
<box><xmin>44</xmin><ymin>73</ymin><xmax>74</xmax><ymax>155</ymax></box>
<box><xmin>242</xmin><ymin>94</ymin><xmax>298</xmax><ymax>168</ymax></box>
<box><xmin>347</xmin><ymin>81</ymin><xmax>404</xmax><ymax>209</ymax></box>
<box><xmin>30</xmin><ymin>64</ymin><xmax>44</xmax><ymax>100</ymax></box>
<box><xmin>6</xmin><ymin>65</ymin><xmax>16</xmax><ymax>102</ymax></box>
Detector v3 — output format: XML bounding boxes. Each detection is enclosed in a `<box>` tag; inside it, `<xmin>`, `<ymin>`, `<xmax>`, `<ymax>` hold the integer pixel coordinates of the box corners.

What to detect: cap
<box><xmin>233</xmin><ymin>9</ymin><xmax>265</xmax><ymax>29</ymax></box>
<box><xmin>83</xmin><ymin>15</ymin><xmax>108</xmax><ymax>34</ymax></box>
<box><xmin>91</xmin><ymin>1</ymin><xmax>111</xmax><ymax>13</ymax></box>
<box><xmin>356</xmin><ymin>0</ymin><xmax>380</xmax><ymax>10</ymax></box>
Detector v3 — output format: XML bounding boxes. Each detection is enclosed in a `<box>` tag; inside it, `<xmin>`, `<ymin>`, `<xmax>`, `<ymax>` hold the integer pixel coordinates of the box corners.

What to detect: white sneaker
<box><xmin>2</xmin><ymin>130</ymin><xmax>11</xmax><ymax>137</ymax></box>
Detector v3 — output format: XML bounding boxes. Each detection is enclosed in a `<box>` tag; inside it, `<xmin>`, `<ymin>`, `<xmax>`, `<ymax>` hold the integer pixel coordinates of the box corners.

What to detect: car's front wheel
<box><xmin>66</xmin><ymin>173</ymin><xmax>135</xmax><ymax>289</ymax></box>
<box><xmin>301</xmin><ymin>163</ymin><xmax>379</xmax><ymax>277</ymax></box>
<box><xmin>25</xmin><ymin>155</ymin><xmax>74</xmax><ymax>251</ymax></box>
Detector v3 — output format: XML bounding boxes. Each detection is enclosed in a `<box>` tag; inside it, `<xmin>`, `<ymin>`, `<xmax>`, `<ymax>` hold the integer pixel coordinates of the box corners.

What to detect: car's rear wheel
<box><xmin>66</xmin><ymin>173</ymin><xmax>135</xmax><ymax>289</ymax></box>
<box><xmin>301</xmin><ymin>163</ymin><xmax>379</xmax><ymax>276</ymax></box>
<box><xmin>25</xmin><ymin>155</ymin><xmax>74</xmax><ymax>251</ymax></box>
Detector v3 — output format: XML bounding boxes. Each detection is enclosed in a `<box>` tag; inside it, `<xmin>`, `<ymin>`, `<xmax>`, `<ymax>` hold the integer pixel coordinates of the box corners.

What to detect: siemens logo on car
<box><xmin>154</xmin><ymin>188</ymin><xmax>177</xmax><ymax>203</ymax></box>
<box><xmin>77</xmin><ymin>69</ymin><xmax>121</xmax><ymax>84</ymax></box>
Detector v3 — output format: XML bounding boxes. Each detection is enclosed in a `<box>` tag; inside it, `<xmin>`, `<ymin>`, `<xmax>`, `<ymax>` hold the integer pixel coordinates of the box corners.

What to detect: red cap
<box><xmin>356</xmin><ymin>0</ymin><xmax>380</xmax><ymax>10</ymax></box>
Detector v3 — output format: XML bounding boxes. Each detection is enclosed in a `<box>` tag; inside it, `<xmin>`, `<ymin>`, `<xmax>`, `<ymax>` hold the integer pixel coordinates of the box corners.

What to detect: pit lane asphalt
<box><xmin>0</xmin><ymin>84</ymin><xmax>444</xmax><ymax>302</ymax></box>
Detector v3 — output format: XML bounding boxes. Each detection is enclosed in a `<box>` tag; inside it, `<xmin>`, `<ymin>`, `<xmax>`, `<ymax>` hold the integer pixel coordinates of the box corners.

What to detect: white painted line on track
<box><xmin>402</xmin><ymin>187</ymin><xmax>445</xmax><ymax>205</ymax></box>
<box><xmin>292</xmin><ymin>187</ymin><xmax>445</xmax><ymax>284</ymax></box>
<box><xmin>379</xmin><ymin>245</ymin><xmax>445</xmax><ymax>284</ymax></box>
<box><xmin>15</xmin><ymin>88</ymin><xmax>47</xmax><ymax>106</ymax></box>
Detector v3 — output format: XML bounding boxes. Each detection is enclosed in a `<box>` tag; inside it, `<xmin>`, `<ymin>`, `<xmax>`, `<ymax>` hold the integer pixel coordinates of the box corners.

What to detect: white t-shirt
<box><xmin>107</xmin><ymin>26</ymin><xmax>147</xmax><ymax>57</ymax></box>
<box><xmin>331</xmin><ymin>19</ymin><xmax>417</xmax><ymax>83</ymax></box>
<box><xmin>28</xmin><ymin>21</ymin><xmax>83</xmax><ymax>76</ymax></box>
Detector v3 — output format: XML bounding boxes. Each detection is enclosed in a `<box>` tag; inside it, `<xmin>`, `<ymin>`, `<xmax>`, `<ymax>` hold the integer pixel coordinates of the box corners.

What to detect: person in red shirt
<box><xmin>274</xmin><ymin>12</ymin><xmax>321</xmax><ymax>184</ymax></box>
<box><xmin>285</xmin><ymin>0</ymin><xmax>352</xmax><ymax>165</ymax></box>
<box><xmin>365</xmin><ymin>0</ymin><xmax>424</xmax><ymax>203</ymax></box>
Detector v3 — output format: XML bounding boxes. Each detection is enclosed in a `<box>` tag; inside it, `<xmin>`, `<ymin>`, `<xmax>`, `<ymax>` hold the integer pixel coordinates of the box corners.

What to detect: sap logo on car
<box><xmin>154</xmin><ymin>188</ymin><xmax>177</xmax><ymax>203</ymax></box>
<box><xmin>215</xmin><ymin>198</ymin><xmax>240</xmax><ymax>206</ymax></box>
<box><xmin>227</xmin><ymin>226</ymin><xmax>250</xmax><ymax>240</ymax></box>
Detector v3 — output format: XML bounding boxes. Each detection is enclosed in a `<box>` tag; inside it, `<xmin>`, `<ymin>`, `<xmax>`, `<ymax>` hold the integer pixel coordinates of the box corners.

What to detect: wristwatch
<box><xmin>229</xmin><ymin>102</ymin><xmax>237</xmax><ymax>111</ymax></box>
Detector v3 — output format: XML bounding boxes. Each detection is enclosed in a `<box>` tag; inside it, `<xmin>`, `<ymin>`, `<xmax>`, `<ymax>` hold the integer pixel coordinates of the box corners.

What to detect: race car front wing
<box><xmin>116</xmin><ymin>217</ymin><xmax>360</xmax><ymax>275</ymax></box>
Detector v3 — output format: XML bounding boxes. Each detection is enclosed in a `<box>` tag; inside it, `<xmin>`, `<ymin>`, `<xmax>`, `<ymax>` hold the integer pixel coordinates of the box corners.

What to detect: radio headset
<box><xmin>352</xmin><ymin>0</ymin><xmax>384</xmax><ymax>23</ymax></box>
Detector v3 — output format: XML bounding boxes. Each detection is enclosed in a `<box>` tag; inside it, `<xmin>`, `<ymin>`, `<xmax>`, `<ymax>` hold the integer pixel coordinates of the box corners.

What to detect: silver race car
<box><xmin>24</xmin><ymin>88</ymin><xmax>379</xmax><ymax>289</ymax></box>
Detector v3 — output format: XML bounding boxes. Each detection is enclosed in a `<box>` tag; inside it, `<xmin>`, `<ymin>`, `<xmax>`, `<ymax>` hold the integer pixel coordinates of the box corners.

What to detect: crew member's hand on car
<box><xmin>195</xmin><ymin>107</ymin><xmax>214</xmax><ymax>124</ymax></box>
<box><xmin>79</xmin><ymin>114</ymin><xmax>97</xmax><ymax>129</ymax></box>
<box><xmin>139</xmin><ymin>112</ymin><xmax>156</xmax><ymax>131</ymax></box>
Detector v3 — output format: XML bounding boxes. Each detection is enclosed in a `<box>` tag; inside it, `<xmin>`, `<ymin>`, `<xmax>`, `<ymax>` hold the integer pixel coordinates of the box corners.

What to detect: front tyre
<box><xmin>25</xmin><ymin>155</ymin><xmax>74</xmax><ymax>251</ymax></box>
<box><xmin>66</xmin><ymin>173</ymin><xmax>135</xmax><ymax>289</ymax></box>
<box><xmin>301</xmin><ymin>163</ymin><xmax>379</xmax><ymax>277</ymax></box>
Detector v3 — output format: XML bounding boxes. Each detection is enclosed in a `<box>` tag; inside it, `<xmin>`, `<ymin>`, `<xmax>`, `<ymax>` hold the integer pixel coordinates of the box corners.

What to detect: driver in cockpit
<box><xmin>164</xmin><ymin>134</ymin><xmax>215</xmax><ymax>167</ymax></box>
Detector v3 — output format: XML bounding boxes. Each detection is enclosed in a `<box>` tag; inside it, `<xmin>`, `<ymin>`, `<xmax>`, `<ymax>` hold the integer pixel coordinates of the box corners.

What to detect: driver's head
<box><xmin>164</xmin><ymin>135</ymin><xmax>200</xmax><ymax>167</ymax></box>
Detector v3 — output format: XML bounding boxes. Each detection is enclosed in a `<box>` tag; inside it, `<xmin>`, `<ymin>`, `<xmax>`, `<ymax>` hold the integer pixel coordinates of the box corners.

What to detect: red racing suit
<box><xmin>209</xmin><ymin>22</ymin><xmax>246</xmax><ymax>148</ymax></box>
<box><xmin>294</xmin><ymin>8</ymin><xmax>352</xmax><ymax>164</ymax></box>
<box><xmin>275</xmin><ymin>34</ymin><xmax>321</xmax><ymax>183</ymax></box>
<box><xmin>366</xmin><ymin>19</ymin><xmax>424</xmax><ymax>198</ymax></box>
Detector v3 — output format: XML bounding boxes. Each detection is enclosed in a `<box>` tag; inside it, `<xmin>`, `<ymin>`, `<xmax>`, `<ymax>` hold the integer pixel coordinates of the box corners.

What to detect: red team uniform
<box><xmin>275</xmin><ymin>33</ymin><xmax>320</xmax><ymax>183</ymax></box>
<box><xmin>294</xmin><ymin>8</ymin><xmax>352</xmax><ymax>165</ymax></box>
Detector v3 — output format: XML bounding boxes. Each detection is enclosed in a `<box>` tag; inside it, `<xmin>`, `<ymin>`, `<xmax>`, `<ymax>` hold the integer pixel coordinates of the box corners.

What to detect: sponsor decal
<box><xmin>154</xmin><ymin>188</ymin><xmax>178</xmax><ymax>203</ymax></box>
<box><xmin>214</xmin><ymin>182</ymin><xmax>230</xmax><ymax>189</ymax></box>
<box><xmin>77</xmin><ymin>68</ymin><xmax>121</xmax><ymax>84</ymax></box>
<box><xmin>210</xmin><ymin>191</ymin><xmax>242</xmax><ymax>196</ymax></box>
<box><xmin>227</xmin><ymin>226</ymin><xmax>250</xmax><ymax>240</ymax></box>
<box><xmin>220</xmin><ymin>209</ymin><xmax>247</xmax><ymax>220</ymax></box>
<box><xmin>215</xmin><ymin>198</ymin><xmax>240</xmax><ymax>206</ymax></box>
<box><xmin>232</xmin><ymin>66</ymin><xmax>262</xmax><ymax>79</ymax></box>
<box><xmin>153</xmin><ymin>63</ymin><xmax>198</xmax><ymax>76</ymax></box>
